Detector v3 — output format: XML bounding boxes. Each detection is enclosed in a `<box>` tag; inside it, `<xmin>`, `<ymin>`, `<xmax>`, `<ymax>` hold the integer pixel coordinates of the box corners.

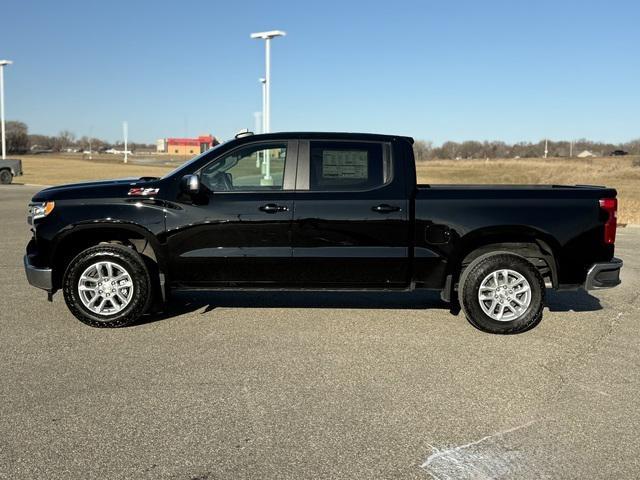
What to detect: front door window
<box><xmin>200</xmin><ymin>143</ymin><xmax>288</xmax><ymax>192</ymax></box>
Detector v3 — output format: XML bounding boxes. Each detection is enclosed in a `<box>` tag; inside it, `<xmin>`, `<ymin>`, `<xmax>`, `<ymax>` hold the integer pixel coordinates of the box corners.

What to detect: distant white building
<box><xmin>577</xmin><ymin>150</ymin><xmax>596</xmax><ymax>158</ymax></box>
<box><xmin>105</xmin><ymin>148</ymin><xmax>132</xmax><ymax>155</ymax></box>
<box><xmin>156</xmin><ymin>138</ymin><xmax>166</xmax><ymax>153</ymax></box>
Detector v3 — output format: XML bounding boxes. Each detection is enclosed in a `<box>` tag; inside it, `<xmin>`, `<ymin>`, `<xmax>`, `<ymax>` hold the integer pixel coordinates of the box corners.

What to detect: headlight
<box><xmin>28</xmin><ymin>201</ymin><xmax>55</xmax><ymax>224</ymax></box>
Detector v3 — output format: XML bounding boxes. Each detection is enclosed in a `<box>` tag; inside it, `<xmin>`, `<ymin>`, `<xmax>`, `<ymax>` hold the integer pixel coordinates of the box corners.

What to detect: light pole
<box><xmin>123</xmin><ymin>121</ymin><xmax>128</xmax><ymax>163</ymax></box>
<box><xmin>259</xmin><ymin>77</ymin><xmax>266</xmax><ymax>133</ymax></box>
<box><xmin>544</xmin><ymin>139</ymin><xmax>548</xmax><ymax>159</ymax></box>
<box><xmin>250</xmin><ymin>30</ymin><xmax>286</xmax><ymax>134</ymax></box>
<box><xmin>251</xmin><ymin>31</ymin><xmax>285</xmax><ymax>185</ymax></box>
<box><xmin>0</xmin><ymin>60</ymin><xmax>13</xmax><ymax>160</ymax></box>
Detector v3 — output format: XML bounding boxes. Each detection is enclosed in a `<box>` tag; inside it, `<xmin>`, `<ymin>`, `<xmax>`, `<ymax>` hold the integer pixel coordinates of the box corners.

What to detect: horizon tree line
<box><xmin>3</xmin><ymin>120</ymin><xmax>638</xmax><ymax>159</ymax></box>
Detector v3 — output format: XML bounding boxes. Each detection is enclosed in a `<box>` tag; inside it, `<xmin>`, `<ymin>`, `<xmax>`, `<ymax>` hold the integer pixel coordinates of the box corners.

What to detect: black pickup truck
<box><xmin>24</xmin><ymin>132</ymin><xmax>622</xmax><ymax>333</ymax></box>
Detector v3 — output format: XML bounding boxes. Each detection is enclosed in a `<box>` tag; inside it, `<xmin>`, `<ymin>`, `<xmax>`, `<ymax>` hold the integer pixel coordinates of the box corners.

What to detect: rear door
<box><xmin>290</xmin><ymin>139</ymin><xmax>411</xmax><ymax>287</ymax></box>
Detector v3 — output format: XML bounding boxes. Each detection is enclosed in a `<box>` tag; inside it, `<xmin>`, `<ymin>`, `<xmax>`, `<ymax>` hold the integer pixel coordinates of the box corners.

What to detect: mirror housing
<box><xmin>181</xmin><ymin>174</ymin><xmax>200</xmax><ymax>194</ymax></box>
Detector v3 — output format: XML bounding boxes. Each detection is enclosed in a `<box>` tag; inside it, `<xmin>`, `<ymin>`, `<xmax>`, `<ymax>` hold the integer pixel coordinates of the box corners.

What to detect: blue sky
<box><xmin>1</xmin><ymin>0</ymin><xmax>638</xmax><ymax>144</ymax></box>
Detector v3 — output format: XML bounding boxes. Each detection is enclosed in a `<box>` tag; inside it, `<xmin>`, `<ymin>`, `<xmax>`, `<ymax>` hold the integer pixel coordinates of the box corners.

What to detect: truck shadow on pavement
<box><xmin>139</xmin><ymin>288</ymin><xmax>602</xmax><ymax>325</ymax></box>
<box><xmin>545</xmin><ymin>289</ymin><xmax>603</xmax><ymax>312</ymax></box>
<box><xmin>139</xmin><ymin>290</ymin><xmax>450</xmax><ymax>325</ymax></box>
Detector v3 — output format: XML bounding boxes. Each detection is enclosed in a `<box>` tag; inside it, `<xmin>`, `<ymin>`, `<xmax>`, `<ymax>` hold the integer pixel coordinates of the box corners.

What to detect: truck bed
<box><xmin>413</xmin><ymin>183</ymin><xmax>616</xmax><ymax>287</ymax></box>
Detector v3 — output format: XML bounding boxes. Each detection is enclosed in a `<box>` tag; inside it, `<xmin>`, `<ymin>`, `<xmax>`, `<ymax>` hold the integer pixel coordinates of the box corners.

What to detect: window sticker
<box><xmin>322</xmin><ymin>150</ymin><xmax>368</xmax><ymax>179</ymax></box>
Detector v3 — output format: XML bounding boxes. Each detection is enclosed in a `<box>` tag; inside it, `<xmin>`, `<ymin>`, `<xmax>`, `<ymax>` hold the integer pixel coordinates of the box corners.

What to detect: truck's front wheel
<box><xmin>63</xmin><ymin>244</ymin><xmax>152</xmax><ymax>327</ymax></box>
<box><xmin>459</xmin><ymin>253</ymin><xmax>545</xmax><ymax>334</ymax></box>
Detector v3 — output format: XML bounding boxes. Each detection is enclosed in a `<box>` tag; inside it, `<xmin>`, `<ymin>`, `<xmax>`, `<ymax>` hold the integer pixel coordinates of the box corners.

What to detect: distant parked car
<box><xmin>609</xmin><ymin>150</ymin><xmax>629</xmax><ymax>156</ymax></box>
<box><xmin>0</xmin><ymin>158</ymin><xmax>23</xmax><ymax>184</ymax></box>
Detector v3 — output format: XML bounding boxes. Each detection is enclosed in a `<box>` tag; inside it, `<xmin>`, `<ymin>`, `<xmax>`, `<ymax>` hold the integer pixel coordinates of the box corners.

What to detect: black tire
<box><xmin>458</xmin><ymin>252</ymin><xmax>545</xmax><ymax>334</ymax></box>
<box><xmin>0</xmin><ymin>169</ymin><xmax>12</xmax><ymax>184</ymax></box>
<box><xmin>62</xmin><ymin>244</ymin><xmax>153</xmax><ymax>327</ymax></box>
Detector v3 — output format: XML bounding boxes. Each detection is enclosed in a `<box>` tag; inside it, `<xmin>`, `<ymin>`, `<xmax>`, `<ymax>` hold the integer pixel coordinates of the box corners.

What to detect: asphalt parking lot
<box><xmin>1</xmin><ymin>185</ymin><xmax>639</xmax><ymax>479</ymax></box>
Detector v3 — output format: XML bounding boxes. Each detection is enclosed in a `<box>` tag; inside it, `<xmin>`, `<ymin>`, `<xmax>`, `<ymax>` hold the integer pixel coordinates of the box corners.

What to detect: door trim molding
<box><xmin>293</xmin><ymin>246</ymin><xmax>408</xmax><ymax>258</ymax></box>
<box><xmin>181</xmin><ymin>247</ymin><xmax>292</xmax><ymax>258</ymax></box>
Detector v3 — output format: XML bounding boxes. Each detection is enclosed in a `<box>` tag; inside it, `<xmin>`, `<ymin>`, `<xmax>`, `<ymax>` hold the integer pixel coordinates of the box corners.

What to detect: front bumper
<box><xmin>24</xmin><ymin>254</ymin><xmax>52</xmax><ymax>291</ymax></box>
<box><xmin>585</xmin><ymin>257</ymin><xmax>623</xmax><ymax>290</ymax></box>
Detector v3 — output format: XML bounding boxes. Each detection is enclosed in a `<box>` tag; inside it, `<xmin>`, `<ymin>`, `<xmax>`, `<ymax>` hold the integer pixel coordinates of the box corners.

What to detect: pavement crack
<box><xmin>420</xmin><ymin>421</ymin><xmax>537</xmax><ymax>479</ymax></box>
<box><xmin>537</xmin><ymin>311</ymin><xmax>624</xmax><ymax>401</ymax></box>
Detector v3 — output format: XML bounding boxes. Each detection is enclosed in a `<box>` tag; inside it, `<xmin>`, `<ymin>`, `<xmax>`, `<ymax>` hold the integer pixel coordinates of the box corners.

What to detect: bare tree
<box><xmin>413</xmin><ymin>140</ymin><xmax>433</xmax><ymax>162</ymax></box>
<box><xmin>5</xmin><ymin>121</ymin><xmax>29</xmax><ymax>154</ymax></box>
<box><xmin>53</xmin><ymin>130</ymin><xmax>76</xmax><ymax>151</ymax></box>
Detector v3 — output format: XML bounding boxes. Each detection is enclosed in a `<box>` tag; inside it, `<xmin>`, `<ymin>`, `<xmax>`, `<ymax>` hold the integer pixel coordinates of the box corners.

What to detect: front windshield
<box><xmin>161</xmin><ymin>142</ymin><xmax>226</xmax><ymax>179</ymax></box>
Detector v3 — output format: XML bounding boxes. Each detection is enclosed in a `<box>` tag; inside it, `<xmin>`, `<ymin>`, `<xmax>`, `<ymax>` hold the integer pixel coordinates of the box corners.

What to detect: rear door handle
<box><xmin>372</xmin><ymin>204</ymin><xmax>401</xmax><ymax>213</ymax></box>
<box><xmin>259</xmin><ymin>203</ymin><xmax>289</xmax><ymax>213</ymax></box>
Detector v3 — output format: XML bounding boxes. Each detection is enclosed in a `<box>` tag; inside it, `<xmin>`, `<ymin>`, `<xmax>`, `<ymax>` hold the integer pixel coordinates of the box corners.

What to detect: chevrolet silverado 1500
<box><xmin>24</xmin><ymin>132</ymin><xmax>622</xmax><ymax>333</ymax></box>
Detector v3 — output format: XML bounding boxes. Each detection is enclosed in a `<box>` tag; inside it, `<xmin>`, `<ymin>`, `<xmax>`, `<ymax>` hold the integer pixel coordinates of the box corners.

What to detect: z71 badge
<box><xmin>128</xmin><ymin>187</ymin><xmax>160</xmax><ymax>196</ymax></box>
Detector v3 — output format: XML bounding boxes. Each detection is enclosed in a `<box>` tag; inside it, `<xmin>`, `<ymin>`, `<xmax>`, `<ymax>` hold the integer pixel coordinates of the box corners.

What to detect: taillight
<box><xmin>599</xmin><ymin>198</ymin><xmax>617</xmax><ymax>245</ymax></box>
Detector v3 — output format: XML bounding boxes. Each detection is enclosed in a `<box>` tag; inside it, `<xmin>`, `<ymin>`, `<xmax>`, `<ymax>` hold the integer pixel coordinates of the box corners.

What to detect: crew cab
<box><xmin>24</xmin><ymin>132</ymin><xmax>623</xmax><ymax>333</ymax></box>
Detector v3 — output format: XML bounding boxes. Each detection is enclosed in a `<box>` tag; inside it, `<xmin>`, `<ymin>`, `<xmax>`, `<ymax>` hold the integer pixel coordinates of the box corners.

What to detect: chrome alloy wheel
<box><xmin>77</xmin><ymin>261</ymin><xmax>134</xmax><ymax>316</ymax></box>
<box><xmin>477</xmin><ymin>269</ymin><xmax>532</xmax><ymax>322</ymax></box>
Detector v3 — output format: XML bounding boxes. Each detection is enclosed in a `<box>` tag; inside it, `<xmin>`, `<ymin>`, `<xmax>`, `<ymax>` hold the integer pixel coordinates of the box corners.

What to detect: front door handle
<box><xmin>372</xmin><ymin>204</ymin><xmax>401</xmax><ymax>213</ymax></box>
<box><xmin>259</xmin><ymin>203</ymin><xmax>289</xmax><ymax>214</ymax></box>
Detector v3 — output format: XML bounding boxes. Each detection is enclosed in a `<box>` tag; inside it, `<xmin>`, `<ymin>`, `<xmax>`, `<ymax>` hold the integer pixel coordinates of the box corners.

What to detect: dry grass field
<box><xmin>12</xmin><ymin>154</ymin><xmax>640</xmax><ymax>224</ymax></box>
<box><xmin>16</xmin><ymin>154</ymin><xmax>174</xmax><ymax>186</ymax></box>
<box><xmin>417</xmin><ymin>156</ymin><xmax>640</xmax><ymax>224</ymax></box>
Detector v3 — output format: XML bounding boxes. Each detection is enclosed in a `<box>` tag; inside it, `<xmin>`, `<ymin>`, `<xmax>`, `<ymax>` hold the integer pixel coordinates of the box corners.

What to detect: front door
<box><xmin>291</xmin><ymin>140</ymin><xmax>411</xmax><ymax>288</ymax></box>
<box><xmin>166</xmin><ymin>141</ymin><xmax>298</xmax><ymax>287</ymax></box>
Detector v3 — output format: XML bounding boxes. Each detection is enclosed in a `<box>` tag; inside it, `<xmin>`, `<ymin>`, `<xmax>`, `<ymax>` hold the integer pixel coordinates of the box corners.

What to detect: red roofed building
<box><xmin>159</xmin><ymin>135</ymin><xmax>218</xmax><ymax>156</ymax></box>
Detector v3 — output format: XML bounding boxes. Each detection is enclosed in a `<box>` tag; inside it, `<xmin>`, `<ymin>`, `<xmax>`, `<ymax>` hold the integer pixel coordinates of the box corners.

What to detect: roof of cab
<box><xmin>232</xmin><ymin>132</ymin><xmax>414</xmax><ymax>144</ymax></box>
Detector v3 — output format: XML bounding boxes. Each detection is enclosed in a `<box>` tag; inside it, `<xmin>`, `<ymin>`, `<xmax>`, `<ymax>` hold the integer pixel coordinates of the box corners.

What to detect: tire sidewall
<box><xmin>0</xmin><ymin>170</ymin><xmax>11</xmax><ymax>184</ymax></box>
<box><xmin>461</xmin><ymin>253</ymin><xmax>544</xmax><ymax>334</ymax></box>
<box><xmin>63</xmin><ymin>245</ymin><xmax>151</xmax><ymax>327</ymax></box>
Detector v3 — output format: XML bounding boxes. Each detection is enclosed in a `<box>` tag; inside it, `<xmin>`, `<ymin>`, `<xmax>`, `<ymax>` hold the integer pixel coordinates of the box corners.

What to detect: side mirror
<box><xmin>181</xmin><ymin>174</ymin><xmax>200</xmax><ymax>194</ymax></box>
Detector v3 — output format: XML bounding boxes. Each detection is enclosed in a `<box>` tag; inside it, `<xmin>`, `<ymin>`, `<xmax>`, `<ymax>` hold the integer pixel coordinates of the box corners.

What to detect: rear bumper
<box><xmin>24</xmin><ymin>254</ymin><xmax>52</xmax><ymax>291</ymax></box>
<box><xmin>584</xmin><ymin>257</ymin><xmax>622</xmax><ymax>290</ymax></box>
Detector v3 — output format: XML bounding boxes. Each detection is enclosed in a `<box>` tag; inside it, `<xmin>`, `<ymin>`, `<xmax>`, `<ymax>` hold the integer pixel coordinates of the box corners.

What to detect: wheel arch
<box><xmin>50</xmin><ymin>223</ymin><xmax>167</xmax><ymax>291</ymax></box>
<box><xmin>443</xmin><ymin>226</ymin><xmax>560</xmax><ymax>301</ymax></box>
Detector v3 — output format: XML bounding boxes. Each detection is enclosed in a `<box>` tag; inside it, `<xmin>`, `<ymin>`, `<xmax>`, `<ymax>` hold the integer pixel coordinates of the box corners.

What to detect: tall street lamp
<box><xmin>250</xmin><ymin>30</ymin><xmax>286</xmax><ymax>134</ymax></box>
<box><xmin>0</xmin><ymin>60</ymin><xmax>13</xmax><ymax>160</ymax></box>
<box><xmin>259</xmin><ymin>77</ymin><xmax>266</xmax><ymax>133</ymax></box>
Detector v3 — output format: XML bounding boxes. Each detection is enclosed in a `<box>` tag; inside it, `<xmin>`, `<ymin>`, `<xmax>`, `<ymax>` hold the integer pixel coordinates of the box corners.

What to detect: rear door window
<box><xmin>308</xmin><ymin>142</ymin><xmax>392</xmax><ymax>191</ymax></box>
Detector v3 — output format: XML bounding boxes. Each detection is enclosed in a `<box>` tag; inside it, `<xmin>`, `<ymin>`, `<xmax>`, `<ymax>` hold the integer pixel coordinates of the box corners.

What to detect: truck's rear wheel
<box><xmin>459</xmin><ymin>253</ymin><xmax>544</xmax><ymax>334</ymax></box>
<box><xmin>63</xmin><ymin>244</ymin><xmax>152</xmax><ymax>327</ymax></box>
<box><xmin>0</xmin><ymin>169</ymin><xmax>12</xmax><ymax>184</ymax></box>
